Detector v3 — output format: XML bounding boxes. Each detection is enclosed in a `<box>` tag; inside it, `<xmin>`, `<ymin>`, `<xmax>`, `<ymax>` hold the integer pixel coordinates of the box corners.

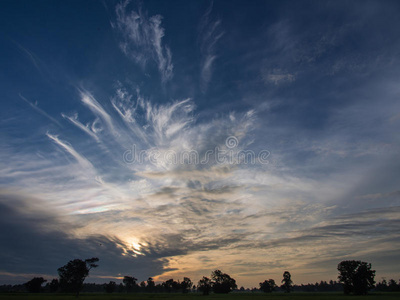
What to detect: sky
<box><xmin>0</xmin><ymin>0</ymin><xmax>400</xmax><ymax>288</ymax></box>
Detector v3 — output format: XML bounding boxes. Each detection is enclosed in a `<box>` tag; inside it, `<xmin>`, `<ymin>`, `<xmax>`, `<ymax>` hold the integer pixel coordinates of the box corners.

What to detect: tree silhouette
<box><xmin>181</xmin><ymin>277</ymin><xmax>193</xmax><ymax>293</ymax></box>
<box><xmin>211</xmin><ymin>270</ymin><xmax>237</xmax><ymax>294</ymax></box>
<box><xmin>197</xmin><ymin>276</ymin><xmax>212</xmax><ymax>295</ymax></box>
<box><xmin>24</xmin><ymin>277</ymin><xmax>46</xmax><ymax>293</ymax></box>
<box><xmin>162</xmin><ymin>278</ymin><xmax>182</xmax><ymax>292</ymax></box>
<box><xmin>172</xmin><ymin>280</ymin><xmax>181</xmax><ymax>292</ymax></box>
<box><xmin>57</xmin><ymin>257</ymin><xmax>99</xmax><ymax>297</ymax></box>
<box><xmin>163</xmin><ymin>279</ymin><xmax>173</xmax><ymax>293</ymax></box>
<box><xmin>259</xmin><ymin>279</ymin><xmax>276</xmax><ymax>293</ymax></box>
<box><xmin>139</xmin><ymin>281</ymin><xmax>146</xmax><ymax>290</ymax></box>
<box><xmin>281</xmin><ymin>271</ymin><xmax>293</xmax><ymax>293</ymax></box>
<box><xmin>48</xmin><ymin>278</ymin><xmax>59</xmax><ymax>293</ymax></box>
<box><xmin>388</xmin><ymin>279</ymin><xmax>400</xmax><ymax>292</ymax></box>
<box><xmin>122</xmin><ymin>276</ymin><xmax>137</xmax><ymax>293</ymax></box>
<box><xmin>146</xmin><ymin>277</ymin><xmax>155</xmax><ymax>292</ymax></box>
<box><xmin>337</xmin><ymin>260</ymin><xmax>375</xmax><ymax>295</ymax></box>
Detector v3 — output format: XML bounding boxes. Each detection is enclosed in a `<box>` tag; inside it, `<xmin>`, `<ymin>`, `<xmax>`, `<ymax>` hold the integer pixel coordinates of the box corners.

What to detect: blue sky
<box><xmin>1</xmin><ymin>0</ymin><xmax>400</xmax><ymax>287</ymax></box>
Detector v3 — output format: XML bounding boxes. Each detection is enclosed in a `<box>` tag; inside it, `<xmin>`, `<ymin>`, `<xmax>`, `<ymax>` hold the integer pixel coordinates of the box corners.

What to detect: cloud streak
<box><xmin>19</xmin><ymin>94</ymin><xmax>63</xmax><ymax>128</ymax></box>
<box><xmin>199</xmin><ymin>2</ymin><xmax>223</xmax><ymax>92</ymax></box>
<box><xmin>46</xmin><ymin>133</ymin><xmax>95</xmax><ymax>173</ymax></box>
<box><xmin>79</xmin><ymin>90</ymin><xmax>116</xmax><ymax>135</ymax></box>
<box><xmin>61</xmin><ymin>113</ymin><xmax>99</xmax><ymax>141</ymax></box>
<box><xmin>114</xmin><ymin>0</ymin><xmax>173</xmax><ymax>82</ymax></box>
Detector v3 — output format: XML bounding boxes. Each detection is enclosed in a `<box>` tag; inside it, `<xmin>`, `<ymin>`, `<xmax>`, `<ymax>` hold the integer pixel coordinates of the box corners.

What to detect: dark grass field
<box><xmin>1</xmin><ymin>293</ymin><xmax>400</xmax><ymax>300</ymax></box>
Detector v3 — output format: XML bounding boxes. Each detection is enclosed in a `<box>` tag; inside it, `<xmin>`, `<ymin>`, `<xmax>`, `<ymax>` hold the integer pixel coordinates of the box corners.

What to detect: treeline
<box><xmin>2</xmin><ymin>278</ymin><xmax>400</xmax><ymax>294</ymax></box>
<box><xmin>375</xmin><ymin>279</ymin><xmax>400</xmax><ymax>292</ymax></box>
<box><xmin>1</xmin><ymin>259</ymin><xmax>399</xmax><ymax>295</ymax></box>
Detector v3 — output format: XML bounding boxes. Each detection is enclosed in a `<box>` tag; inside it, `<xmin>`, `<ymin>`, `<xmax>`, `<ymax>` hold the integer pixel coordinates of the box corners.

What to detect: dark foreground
<box><xmin>1</xmin><ymin>293</ymin><xmax>400</xmax><ymax>300</ymax></box>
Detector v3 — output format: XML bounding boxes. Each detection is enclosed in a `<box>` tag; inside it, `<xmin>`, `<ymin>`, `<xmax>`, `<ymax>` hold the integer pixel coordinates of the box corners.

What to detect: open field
<box><xmin>1</xmin><ymin>293</ymin><xmax>400</xmax><ymax>300</ymax></box>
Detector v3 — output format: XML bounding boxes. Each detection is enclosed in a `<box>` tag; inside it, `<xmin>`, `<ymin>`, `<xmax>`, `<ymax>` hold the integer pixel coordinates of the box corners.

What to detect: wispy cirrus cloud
<box><xmin>61</xmin><ymin>113</ymin><xmax>99</xmax><ymax>141</ymax></box>
<box><xmin>114</xmin><ymin>0</ymin><xmax>173</xmax><ymax>82</ymax></box>
<box><xmin>2</xmin><ymin>84</ymin><xmax>273</xmax><ymax>283</ymax></box>
<box><xmin>46</xmin><ymin>133</ymin><xmax>95</xmax><ymax>174</ymax></box>
<box><xmin>199</xmin><ymin>2</ymin><xmax>223</xmax><ymax>92</ymax></box>
<box><xmin>19</xmin><ymin>94</ymin><xmax>63</xmax><ymax>128</ymax></box>
<box><xmin>79</xmin><ymin>89</ymin><xmax>117</xmax><ymax>135</ymax></box>
<box><xmin>14</xmin><ymin>43</ymin><xmax>41</xmax><ymax>74</ymax></box>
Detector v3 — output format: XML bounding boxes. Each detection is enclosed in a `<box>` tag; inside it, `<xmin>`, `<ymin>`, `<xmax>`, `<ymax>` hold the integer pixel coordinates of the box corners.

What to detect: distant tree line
<box><xmin>375</xmin><ymin>279</ymin><xmax>400</xmax><ymax>292</ymax></box>
<box><xmin>1</xmin><ymin>259</ymin><xmax>398</xmax><ymax>296</ymax></box>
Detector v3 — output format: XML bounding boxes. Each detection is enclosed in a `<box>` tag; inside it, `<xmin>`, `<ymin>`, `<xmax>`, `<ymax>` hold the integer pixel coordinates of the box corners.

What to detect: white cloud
<box><xmin>79</xmin><ymin>89</ymin><xmax>116</xmax><ymax>135</ymax></box>
<box><xmin>199</xmin><ymin>3</ymin><xmax>223</xmax><ymax>92</ymax></box>
<box><xmin>46</xmin><ymin>133</ymin><xmax>95</xmax><ymax>173</ymax></box>
<box><xmin>61</xmin><ymin>113</ymin><xmax>99</xmax><ymax>141</ymax></box>
<box><xmin>114</xmin><ymin>0</ymin><xmax>173</xmax><ymax>82</ymax></box>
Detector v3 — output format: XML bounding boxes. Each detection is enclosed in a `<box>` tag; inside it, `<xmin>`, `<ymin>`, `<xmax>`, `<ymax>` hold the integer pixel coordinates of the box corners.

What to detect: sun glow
<box><xmin>124</xmin><ymin>238</ymin><xmax>144</xmax><ymax>256</ymax></box>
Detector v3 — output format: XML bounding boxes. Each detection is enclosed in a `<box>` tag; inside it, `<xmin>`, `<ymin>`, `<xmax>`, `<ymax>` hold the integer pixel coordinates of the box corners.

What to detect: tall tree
<box><xmin>122</xmin><ymin>276</ymin><xmax>137</xmax><ymax>293</ymax></box>
<box><xmin>58</xmin><ymin>257</ymin><xmax>99</xmax><ymax>297</ymax></box>
<box><xmin>259</xmin><ymin>279</ymin><xmax>276</xmax><ymax>293</ymax></box>
<box><xmin>24</xmin><ymin>277</ymin><xmax>46</xmax><ymax>293</ymax></box>
<box><xmin>163</xmin><ymin>279</ymin><xmax>176</xmax><ymax>293</ymax></box>
<box><xmin>281</xmin><ymin>271</ymin><xmax>293</xmax><ymax>293</ymax></box>
<box><xmin>198</xmin><ymin>276</ymin><xmax>212</xmax><ymax>295</ymax></box>
<box><xmin>147</xmin><ymin>277</ymin><xmax>155</xmax><ymax>292</ymax></box>
<box><xmin>337</xmin><ymin>260</ymin><xmax>375</xmax><ymax>295</ymax></box>
<box><xmin>181</xmin><ymin>277</ymin><xmax>193</xmax><ymax>293</ymax></box>
<box><xmin>211</xmin><ymin>270</ymin><xmax>237</xmax><ymax>294</ymax></box>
